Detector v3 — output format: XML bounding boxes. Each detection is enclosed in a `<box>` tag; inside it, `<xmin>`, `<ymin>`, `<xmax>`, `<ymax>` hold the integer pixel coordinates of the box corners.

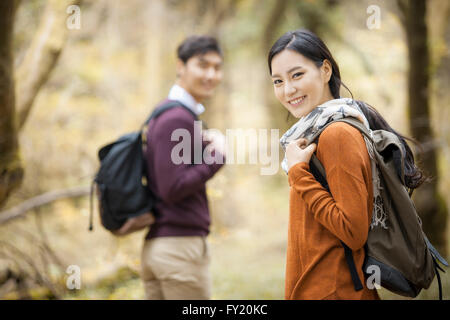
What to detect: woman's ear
<box><xmin>321</xmin><ymin>59</ymin><xmax>333</xmax><ymax>83</ymax></box>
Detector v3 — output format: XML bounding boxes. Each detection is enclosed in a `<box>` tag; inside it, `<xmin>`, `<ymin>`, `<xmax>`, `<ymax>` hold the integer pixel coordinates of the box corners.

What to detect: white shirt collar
<box><xmin>168</xmin><ymin>84</ymin><xmax>205</xmax><ymax>116</ymax></box>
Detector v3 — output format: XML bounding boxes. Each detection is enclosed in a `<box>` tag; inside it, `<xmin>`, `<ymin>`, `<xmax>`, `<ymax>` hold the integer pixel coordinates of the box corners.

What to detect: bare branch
<box><xmin>16</xmin><ymin>0</ymin><xmax>82</xmax><ymax>130</ymax></box>
<box><xmin>0</xmin><ymin>186</ymin><xmax>90</xmax><ymax>225</ymax></box>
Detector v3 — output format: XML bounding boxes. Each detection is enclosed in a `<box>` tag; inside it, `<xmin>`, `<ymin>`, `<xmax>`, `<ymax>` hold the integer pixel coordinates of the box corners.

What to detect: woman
<box><xmin>268</xmin><ymin>29</ymin><xmax>424</xmax><ymax>300</ymax></box>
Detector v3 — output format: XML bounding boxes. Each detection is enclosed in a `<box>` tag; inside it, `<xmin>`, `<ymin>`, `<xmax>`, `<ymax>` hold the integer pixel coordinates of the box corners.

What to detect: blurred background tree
<box><xmin>396</xmin><ymin>0</ymin><xmax>449</xmax><ymax>254</ymax></box>
<box><xmin>0</xmin><ymin>1</ymin><xmax>22</xmax><ymax>210</ymax></box>
<box><xmin>1</xmin><ymin>0</ymin><xmax>82</xmax><ymax>208</ymax></box>
<box><xmin>0</xmin><ymin>0</ymin><xmax>449</xmax><ymax>299</ymax></box>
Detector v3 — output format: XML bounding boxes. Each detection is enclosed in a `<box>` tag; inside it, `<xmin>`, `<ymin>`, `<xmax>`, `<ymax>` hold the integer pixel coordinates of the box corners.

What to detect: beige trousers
<box><xmin>141</xmin><ymin>236</ymin><xmax>211</xmax><ymax>300</ymax></box>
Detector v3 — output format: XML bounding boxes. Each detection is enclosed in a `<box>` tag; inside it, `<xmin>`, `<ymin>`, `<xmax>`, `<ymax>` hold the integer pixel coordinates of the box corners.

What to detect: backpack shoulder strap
<box><xmin>309</xmin><ymin>153</ymin><xmax>364</xmax><ymax>292</ymax></box>
<box><xmin>308</xmin><ymin>117</ymin><xmax>372</xmax><ymax>146</ymax></box>
<box><xmin>308</xmin><ymin>117</ymin><xmax>371</xmax><ymax>185</ymax></box>
<box><xmin>310</xmin><ymin>154</ymin><xmax>327</xmax><ymax>186</ymax></box>
<box><xmin>332</xmin><ymin>118</ymin><xmax>408</xmax><ymax>185</ymax></box>
<box><xmin>142</xmin><ymin>100</ymin><xmax>198</xmax><ymax>129</ymax></box>
<box><xmin>333</xmin><ymin>117</ymin><xmax>372</xmax><ymax>140</ymax></box>
<box><xmin>140</xmin><ymin>100</ymin><xmax>200</xmax><ymax>147</ymax></box>
<box><xmin>309</xmin><ymin>116</ymin><xmax>371</xmax><ymax>178</ymax></box>
<box><xmin>308</xmin><ymin>118</ymin><xmax>369</xmax><ymax>292</ymax></box>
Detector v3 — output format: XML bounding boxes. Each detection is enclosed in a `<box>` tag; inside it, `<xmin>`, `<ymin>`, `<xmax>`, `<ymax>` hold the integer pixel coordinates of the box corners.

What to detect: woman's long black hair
<box><xmin>268</xmin><ymin>29</ymin><xmax>425</xmax><ymax>190</ymax></box>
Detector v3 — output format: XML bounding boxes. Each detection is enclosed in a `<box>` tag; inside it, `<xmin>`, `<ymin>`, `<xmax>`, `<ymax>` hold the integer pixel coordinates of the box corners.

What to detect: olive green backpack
<box><xmin>309</xmin><ymin>117</ymin><xmax>448</xmax><ymax>299</ymax></box>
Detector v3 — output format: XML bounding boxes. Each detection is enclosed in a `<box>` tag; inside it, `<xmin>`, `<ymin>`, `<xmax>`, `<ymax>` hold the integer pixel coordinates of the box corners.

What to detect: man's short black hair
<box><xmin>177</xmin><ymin>35</ymin><xmax>223</xmax><ymax>63</ymax></box>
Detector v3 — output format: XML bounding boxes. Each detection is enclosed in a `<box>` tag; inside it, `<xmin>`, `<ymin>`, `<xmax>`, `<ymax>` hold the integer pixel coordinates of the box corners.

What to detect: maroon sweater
<box><xmin>144</xmin><ymin>101</ymin><xmax>224</xmax><ymax>239</ymax></box>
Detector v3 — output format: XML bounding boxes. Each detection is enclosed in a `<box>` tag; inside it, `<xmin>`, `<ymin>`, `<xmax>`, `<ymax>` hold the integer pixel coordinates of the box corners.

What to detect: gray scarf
<box><xmin>280</xmin><ymin>98</ymin><xmax>387</xmax><ymax>230</ymax></box>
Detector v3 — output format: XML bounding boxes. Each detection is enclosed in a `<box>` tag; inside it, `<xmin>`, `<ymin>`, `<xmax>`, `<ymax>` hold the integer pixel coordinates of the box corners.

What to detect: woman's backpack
<box><xmin>89</xmin><ymin>101</ymin><xmax>195</xmax><ymax>236</ymax></box>
<box><xmin>309</xmin><ymin>117</ymin><xmax>448</xmax><ymax>299</ymax></box>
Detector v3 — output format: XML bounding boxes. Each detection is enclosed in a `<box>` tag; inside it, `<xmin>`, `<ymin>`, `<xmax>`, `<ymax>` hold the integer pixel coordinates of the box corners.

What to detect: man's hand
<box><xmin>112</xmin><ymin>212</ymin><xmax>155</xmax><ymax>236</ymax></box>
<box><xmin>203</xmin><ymin>129</ymin><xmax>226</xmax><ymax>157</ymax></box>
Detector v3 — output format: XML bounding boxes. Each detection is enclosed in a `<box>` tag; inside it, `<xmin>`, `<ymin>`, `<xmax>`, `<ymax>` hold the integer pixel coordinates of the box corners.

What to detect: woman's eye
<box><xmin>273</xmin><ymin>79</ymin><xmax>282</xmax><ymax>85</ymax></box>
<box><xmin>293</xmin><ymin>72</ymin><xmax>304</xmax><ymax>78</ymax></box>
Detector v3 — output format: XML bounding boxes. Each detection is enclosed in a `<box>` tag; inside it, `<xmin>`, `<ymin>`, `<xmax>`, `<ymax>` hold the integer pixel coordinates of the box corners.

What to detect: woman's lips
<box><xmin>288</xmin><ymin>95</ymin><xmax>306</xmax><ymax>107</ymax></box>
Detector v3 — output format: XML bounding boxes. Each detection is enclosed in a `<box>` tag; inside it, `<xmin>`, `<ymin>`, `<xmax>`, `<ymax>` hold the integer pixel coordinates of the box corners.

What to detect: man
<box><xmin>141</xmin><ymin>35</ymin><xmax>225</xmax><ymax>300</ymax></box>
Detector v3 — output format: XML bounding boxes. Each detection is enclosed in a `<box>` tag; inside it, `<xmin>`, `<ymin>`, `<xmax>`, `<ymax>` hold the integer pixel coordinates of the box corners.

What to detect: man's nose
<box><xmin>205</xmin><ymin>67</ymin><xmax>217</xmax><ymax>80</ymax></box>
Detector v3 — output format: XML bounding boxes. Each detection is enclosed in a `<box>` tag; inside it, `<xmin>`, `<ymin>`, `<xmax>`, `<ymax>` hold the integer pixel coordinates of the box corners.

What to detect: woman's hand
<box><xmin>286</xmin><ymin>138</ymin><xmax>317</xmax><ymax>171</ymax></box>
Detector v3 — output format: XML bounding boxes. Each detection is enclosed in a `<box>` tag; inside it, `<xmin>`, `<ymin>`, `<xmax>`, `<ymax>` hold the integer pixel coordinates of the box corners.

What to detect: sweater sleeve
<box><xmin>149</xmin><ymin>110</ymin><xmax>224</xmax><ymax>204</ymax></box>
<box><xmin>287</xmin><ymin>122</ymin><xmax>372</xmax><ymax>251</ymax></box>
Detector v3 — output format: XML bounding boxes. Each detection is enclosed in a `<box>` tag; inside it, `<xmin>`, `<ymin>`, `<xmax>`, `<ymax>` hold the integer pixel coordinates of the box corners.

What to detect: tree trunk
<box><xmin>0</xmin><ymin>0</ymin><xmax>81</xmax><ymax>208</ymax></box>
<box><xmin>0</xmin><ymin>1</ymin><xmax>23</xmax><ymax>209</ymax></box>
<box><xmin>262</xmin><ymin>0</ymin><xmax>292</xmax><ymax>133</ymax></box>
<box><xmin>401</xmin><ymin>0</ymin><xmax>448</xmax><ymax>254</ymax></box>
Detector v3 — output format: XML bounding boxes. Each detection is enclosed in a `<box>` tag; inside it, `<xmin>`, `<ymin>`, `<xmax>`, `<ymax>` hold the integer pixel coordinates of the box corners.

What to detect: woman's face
<box><xmin>271</xmin><ymin>49</ymin><xmax>333</xmax><ymax>119</ymax></box>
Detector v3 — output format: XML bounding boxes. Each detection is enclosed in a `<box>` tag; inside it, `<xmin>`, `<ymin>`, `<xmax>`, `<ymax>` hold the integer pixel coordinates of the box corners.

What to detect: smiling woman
<box><xmin>270</xmin><ymin>49</ymin><xmax>334</xmax><ymax>119</ymax></box>
<box><xmin>267</xmin><ymin>29</ymin><xmax>425</xmax><ymax>300</ymax></box>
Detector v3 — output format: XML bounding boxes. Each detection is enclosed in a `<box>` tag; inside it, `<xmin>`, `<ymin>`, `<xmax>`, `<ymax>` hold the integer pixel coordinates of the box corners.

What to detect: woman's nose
<box><xmin>285</xmin><ymin>82</ymin><xmax>297</xmax><ymax>97</ymax></box>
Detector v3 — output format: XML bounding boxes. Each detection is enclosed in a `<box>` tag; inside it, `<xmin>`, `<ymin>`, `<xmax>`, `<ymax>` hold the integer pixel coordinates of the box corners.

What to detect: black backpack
<box><xmin>89</xmin><ymin>101</ymin><xmax>197</xmax><ymax>234</ymax></box>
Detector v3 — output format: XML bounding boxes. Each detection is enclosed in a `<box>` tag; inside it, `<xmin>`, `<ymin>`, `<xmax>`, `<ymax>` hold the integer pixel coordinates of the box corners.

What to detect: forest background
<box><xmin>0</xmin><ymin>0</ymin><xmax>449</xmax><ymax>300</ymax></box>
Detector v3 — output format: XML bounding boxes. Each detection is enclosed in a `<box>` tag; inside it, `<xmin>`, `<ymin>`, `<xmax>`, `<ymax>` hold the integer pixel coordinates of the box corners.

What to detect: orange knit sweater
<box><xmin>285</xmin><ymin>121</ymin><xmax>380</xmax><ymax>300</ymax></box>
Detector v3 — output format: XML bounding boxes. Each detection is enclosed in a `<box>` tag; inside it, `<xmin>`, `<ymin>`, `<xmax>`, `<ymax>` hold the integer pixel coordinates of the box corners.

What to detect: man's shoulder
<box><xmin>149</xmin><ymin>100</ymin><xmax>197</xmax><ymax>135</ymax></box>
<box><xmin>154</xmin><ymin>99</ymin><xmax>196</xmax><ymax>122</ymax></box>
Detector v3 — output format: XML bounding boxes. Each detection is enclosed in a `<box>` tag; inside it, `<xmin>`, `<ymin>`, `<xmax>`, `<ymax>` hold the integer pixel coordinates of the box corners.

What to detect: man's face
<box><xmin>177</xmin><ymin>51</ymin><xmax>223</xmax><ymax>102</ymax></box>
